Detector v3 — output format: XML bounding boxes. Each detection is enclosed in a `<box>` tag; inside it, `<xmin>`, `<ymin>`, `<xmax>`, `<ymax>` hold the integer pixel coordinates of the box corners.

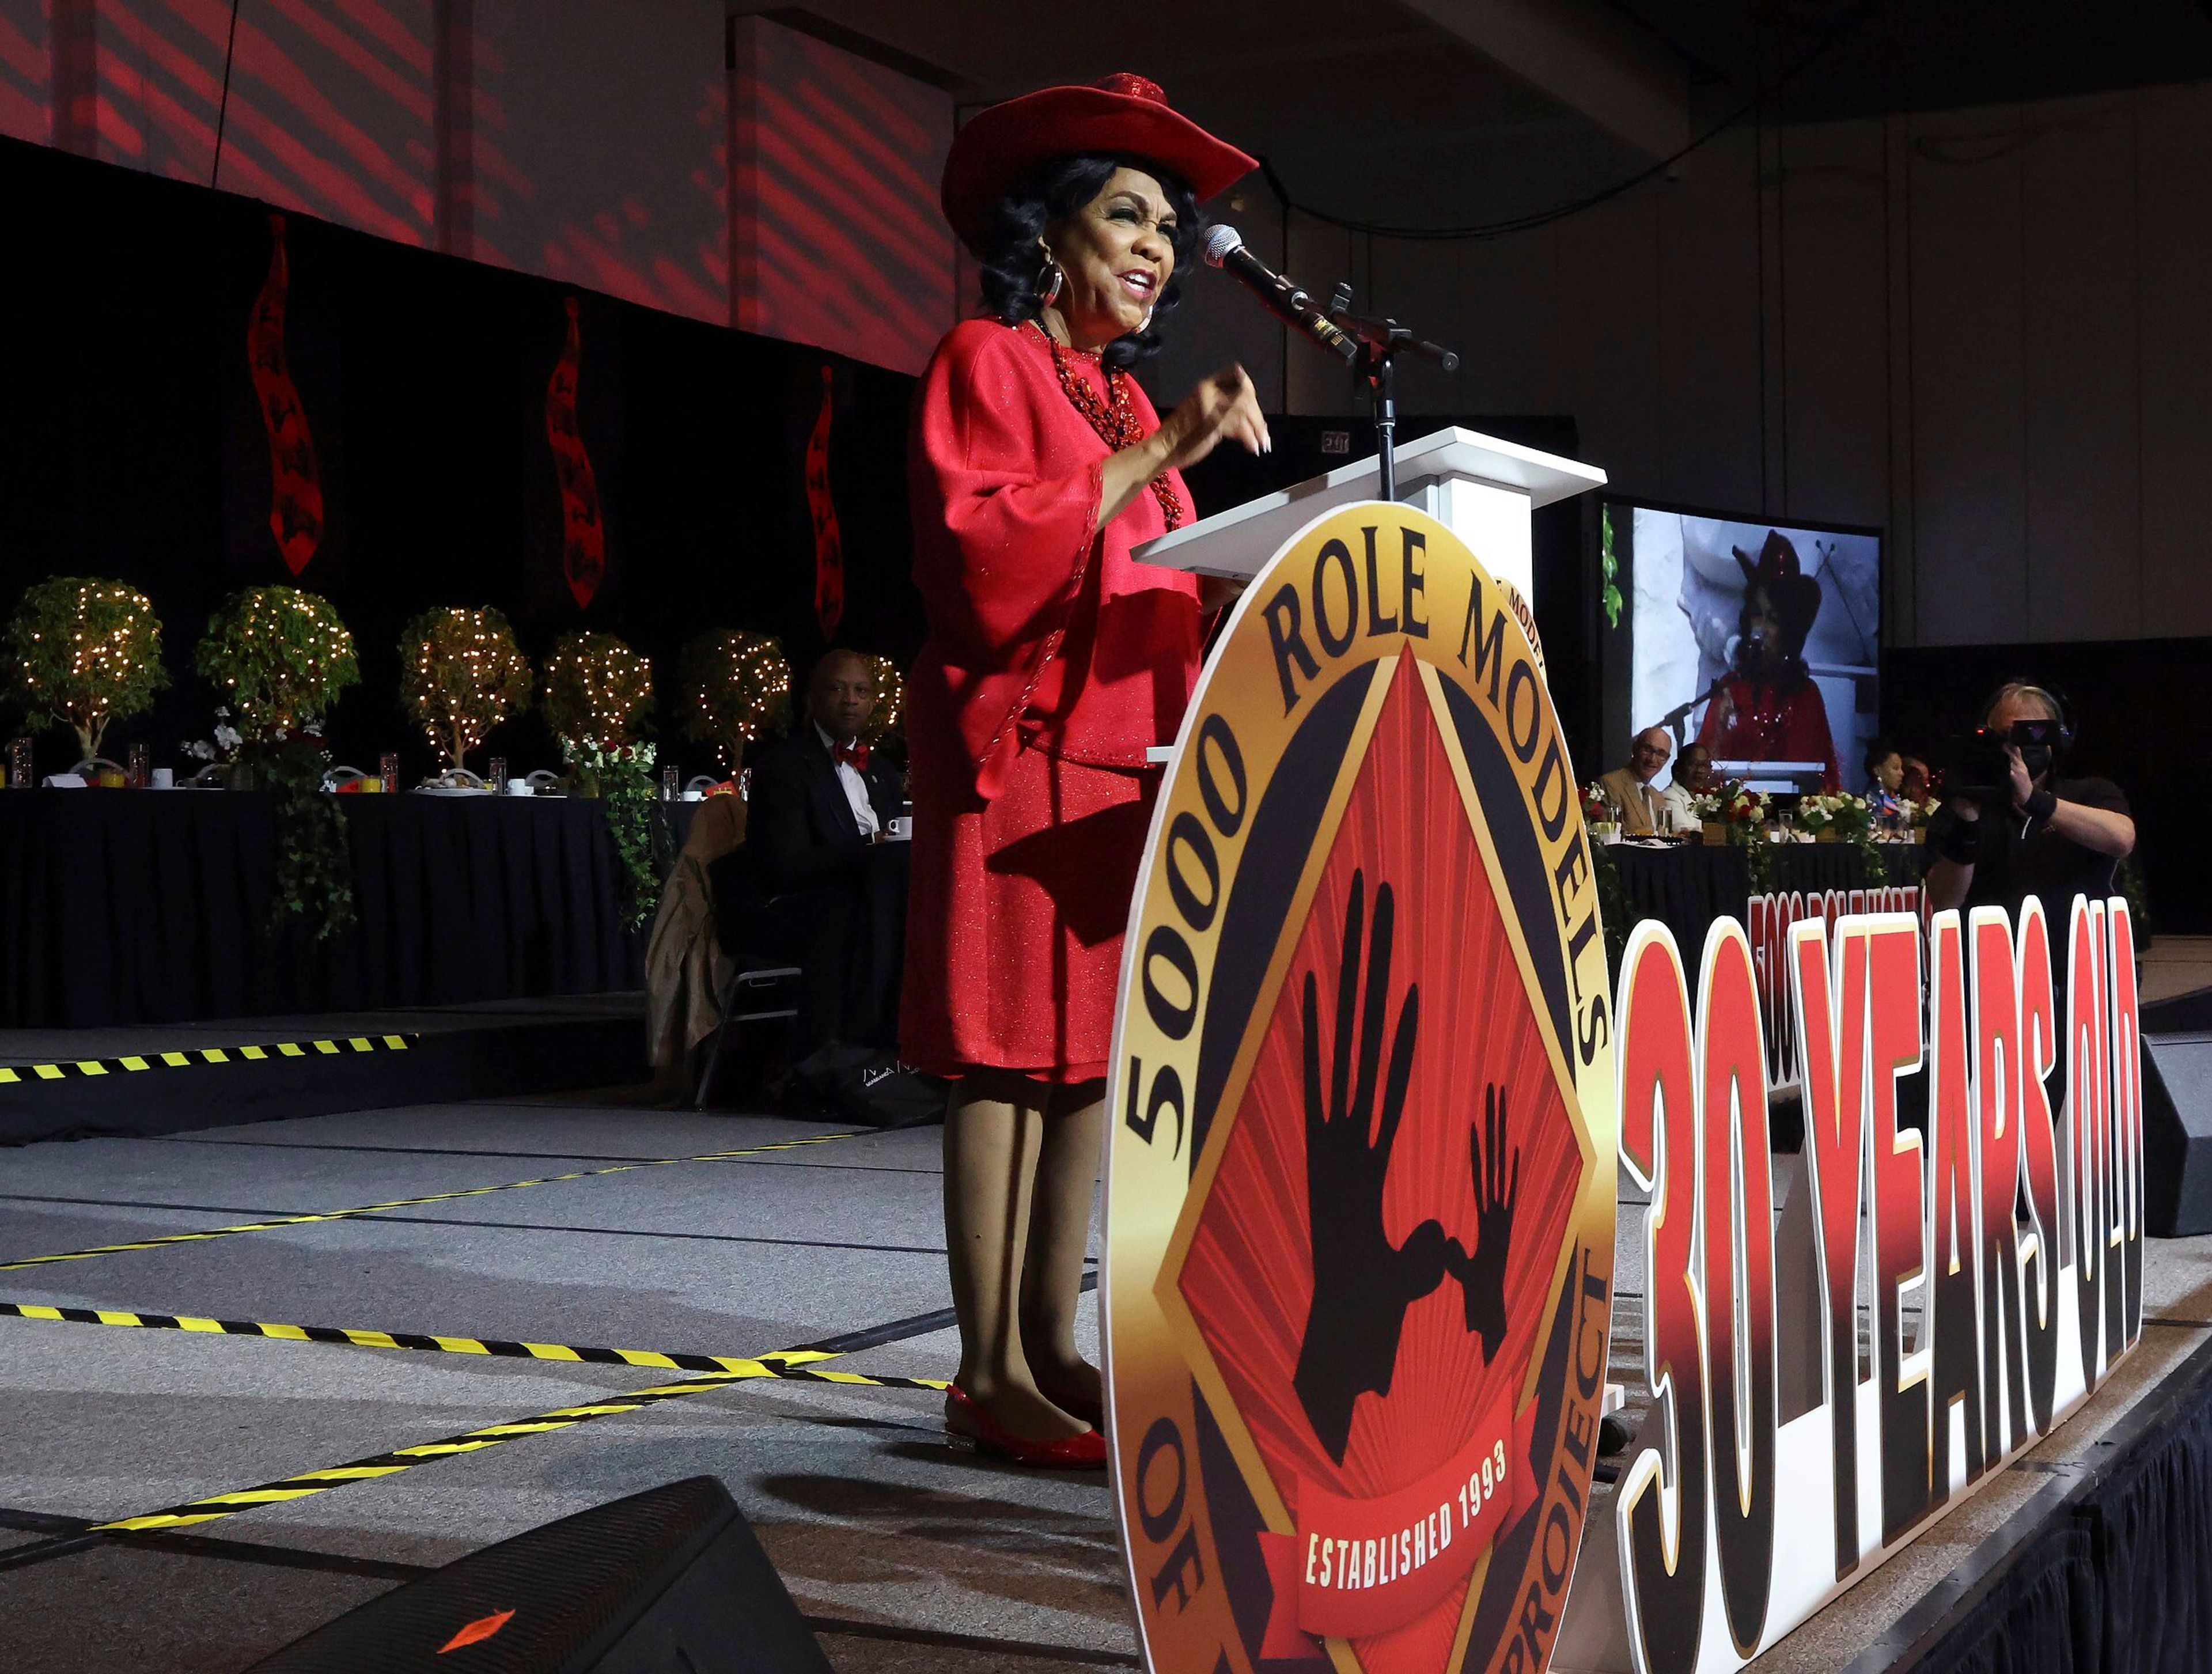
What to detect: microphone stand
<box><xmin>1324</xmin><ymin>282</ymin><xmax>1459</xmax><ymax>505</ymax></box>
<box><xmin>1659</xmin><ymin>674</ymin><xmax>1729</xmax><ymax>747</ymax></box>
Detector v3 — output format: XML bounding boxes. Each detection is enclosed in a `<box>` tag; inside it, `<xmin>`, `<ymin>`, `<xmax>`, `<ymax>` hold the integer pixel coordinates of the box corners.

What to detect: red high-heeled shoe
<box><xmin>944</xmin><ymin>1387</ymin><xmax>1107</xmax><ymax>1469</ymax></box>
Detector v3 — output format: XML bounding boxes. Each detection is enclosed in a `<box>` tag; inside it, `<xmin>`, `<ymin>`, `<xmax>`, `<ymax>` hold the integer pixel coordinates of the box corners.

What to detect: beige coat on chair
<box><xmin>645</xmin><ymin>794</ymin><xmax>748</xmax><ymax>1075</ymax></box>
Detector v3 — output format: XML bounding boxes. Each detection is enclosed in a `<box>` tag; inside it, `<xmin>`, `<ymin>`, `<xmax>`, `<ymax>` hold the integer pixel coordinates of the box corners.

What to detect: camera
<box><xmin>1940</xmin><ymin>719</ymin><xmax>2065</xmax><ymax>804</ymax></box>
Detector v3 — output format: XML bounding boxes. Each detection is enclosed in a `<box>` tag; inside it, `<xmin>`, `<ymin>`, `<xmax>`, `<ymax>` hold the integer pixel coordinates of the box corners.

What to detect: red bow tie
<box><xmin>834</xmin><ymin>740</ymin><xmax>870</xmax><ymax>770</ymax></box>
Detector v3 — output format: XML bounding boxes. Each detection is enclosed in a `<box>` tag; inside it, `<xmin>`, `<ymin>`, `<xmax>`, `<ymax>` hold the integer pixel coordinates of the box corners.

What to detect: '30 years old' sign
<box><xmin>1560</xmin><ymin>893</ymin><xmax>2142</xmax><ymax>1673</ymax></box>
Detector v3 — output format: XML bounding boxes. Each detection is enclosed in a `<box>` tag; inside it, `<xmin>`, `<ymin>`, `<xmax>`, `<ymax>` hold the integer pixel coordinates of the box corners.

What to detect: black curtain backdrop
<box><xmin>0</xmin><ymin>135</ymin><xmax>926</xmax><ymax>789</ymax></box>
<box><xmin>1883</xmin><ymin>639</ymin><xmax>2207</xmax><ymax>936</ymax></box>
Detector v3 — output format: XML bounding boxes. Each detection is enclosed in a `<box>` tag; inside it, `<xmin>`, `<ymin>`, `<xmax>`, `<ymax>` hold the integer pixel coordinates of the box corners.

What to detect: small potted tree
<box><xmin>677</xmin><ymin>629</ymin><xmax>789</xmax><ymax>774</ymax></box>
<box><xmin>398</xmin><ymin>607</ymin><xmax>533</xmax><ymax>778</ymax></box>
<box><xmin>5</xmin><ymin>577</ymin><xmax>170</xmax><ymax>766</ymax></box>
<box><xmin>863</xmin><ymin>653</ymin><xmax>905</xmax><ymax>745</ymax></box>
<box><xmin>196</xmin><ymin>585</ymin><xmax>360</xmax><ymax>753</ymax></box>
<box><xmin>541</xmin><ymin>631</ymin><xmax>656</xmax><ymax>923</ymax></box>
<box><xmin>540</xmin><ymin>631</ymin><xmax>654</xmax><ymax>775</ymax></box>
<box><xmin>195</xmin><ymin>585</ymin><xmax>361</xmax><ymax>937</ymax></box>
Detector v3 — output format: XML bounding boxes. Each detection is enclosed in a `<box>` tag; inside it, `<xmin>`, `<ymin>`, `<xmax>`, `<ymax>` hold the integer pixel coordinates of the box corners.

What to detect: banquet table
<box><xmin>0</xmin><ymin>790</ymin><xmax>697</xmax><ymax>1028</ymax></box>
<box><xmin>1604</xmin><ymin>836</ymin><xmax>1926</xmax><ymax>957</ymax></box>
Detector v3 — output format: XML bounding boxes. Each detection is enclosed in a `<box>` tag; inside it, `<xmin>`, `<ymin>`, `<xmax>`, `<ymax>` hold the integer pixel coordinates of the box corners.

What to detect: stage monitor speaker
<box><xmin>2143</xmin><ymin>1031</ymin><xmax>2212</xmax><ymax>1238</ymax></box>
<box><xmin>247</xmin><ymin>1476</ymin><xmax>830</xmax><ymax>1673</ymax></box>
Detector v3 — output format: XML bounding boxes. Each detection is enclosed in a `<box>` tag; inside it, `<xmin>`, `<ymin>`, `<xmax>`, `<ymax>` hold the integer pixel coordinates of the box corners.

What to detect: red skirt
<box><xmin>900</xmin><ymin>738</ymin><xmax>1156</xmax><ymax>1082</ymax></box>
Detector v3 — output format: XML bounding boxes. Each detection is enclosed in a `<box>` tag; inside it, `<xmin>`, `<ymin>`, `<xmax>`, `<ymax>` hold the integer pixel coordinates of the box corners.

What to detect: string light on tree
<box><xmin>541</xmin><ymin>631</ymin><xmax>658</xmax><ymax>927</ymax></box>
<box><xmin>677</xmin><ymin>630</ymin><xmax>790</xmax><ymax>770</ymax></box>
<box><xmin>540</xmin><ymin>631</ymin><xmax>653</xmax><ymax>757</ymax></box>
<box><xmin>863</xmin><ymin>653</ymin><xmax>904</xmax><ymax>742</ymax></box>
<box><xmin>398</xmin><ymin>607</ymin><xmax>533</xmax><ymax>771</ymax></box>
<box><xmin>5</xmin><ymin>578</ymin><xmax>170</xmax><ymax>762</ymax></box>
<box><xmin>195</xmin><ymin>586</ymin><xmax>359</xmax><ymax>744</ymax></box>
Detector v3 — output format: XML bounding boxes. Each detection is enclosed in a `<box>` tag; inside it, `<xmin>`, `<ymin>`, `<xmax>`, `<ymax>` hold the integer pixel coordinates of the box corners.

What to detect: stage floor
<box><xmin>0</xmin><ymin>1085</ymin><xmax>2206</xmax><ymax>1672</ymax></box>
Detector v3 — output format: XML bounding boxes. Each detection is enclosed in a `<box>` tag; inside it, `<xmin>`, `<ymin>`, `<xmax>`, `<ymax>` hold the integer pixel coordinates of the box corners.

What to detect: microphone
<box><xmin>1202</xmin><ymin>226</ymin><xmax>1359</xmax><ymax>363</ymax></box>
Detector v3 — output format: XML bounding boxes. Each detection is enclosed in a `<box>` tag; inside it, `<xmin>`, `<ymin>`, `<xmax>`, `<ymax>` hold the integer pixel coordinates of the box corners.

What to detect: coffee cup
<box><xmin>886</xmin><ymin>815</ymin><xmax>912</xmax><ymax>841</ymax></box>
<box><xmin>508</xmin><ymin>778</ymin><xmax>532</xmax><ymax>797</ymax></box>
<box><xmin>150</xmin><ymin>768</ymin><xmax>174</xmax><ymax>789</ymax></box>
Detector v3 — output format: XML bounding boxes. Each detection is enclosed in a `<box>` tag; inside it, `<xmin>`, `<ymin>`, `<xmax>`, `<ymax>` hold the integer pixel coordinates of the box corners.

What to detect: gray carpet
<box><xmin>0</xmin><ymin>1101</ymin><xmax>1131</xmax><ymax>1673</ymax></box>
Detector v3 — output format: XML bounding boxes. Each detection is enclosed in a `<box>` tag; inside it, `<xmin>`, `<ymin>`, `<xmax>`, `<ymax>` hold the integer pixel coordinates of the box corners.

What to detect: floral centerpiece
<box><xmin>677</xmin><ymin>630</ymin><xmax>789</xmax><ymax>772</ymax></box>
<box><xmin>5</xmin><ymin>577</ymin><xmax>171</xmax><ymax>762</ymax></box>
<box><xmin>196</xmin><ymin>586</ymin><xmax>361</xmax><ymax>938</ymax></box>
<box><xmin>1798</xmin><ymin>791</ymin><xmax>1876</xmax><ymax>851</ymax></box>
<box><xmin>1581</xmin><ymin>781</ymin><xmax>1617</xmax><ymax>830</ymax></box>
<box><xmin>399</xmin><ymin>607</ymin><xmax>533</xmax><ymax>774</ymax></box>
<box><xmin>540</xmin><ymin>631</ymin><xmax>658</xmax><ymax>924</ymax></box>
<box><xmin>1714</xmin><ymin>781</ymin><xmax>1778</xmax><ymax>891</ymax></box>
<box><xmin>1717</xmin><ymin>782</ymin><xmax>1767</xmax><ymax>834</ymax></box>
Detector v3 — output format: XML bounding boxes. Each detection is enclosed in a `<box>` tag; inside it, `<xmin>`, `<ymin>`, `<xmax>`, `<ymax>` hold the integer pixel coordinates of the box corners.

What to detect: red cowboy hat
<box><xmin>940</xmin><ymin>73</ymin><xmax>1257</xmax><ymax>256</ymax></box>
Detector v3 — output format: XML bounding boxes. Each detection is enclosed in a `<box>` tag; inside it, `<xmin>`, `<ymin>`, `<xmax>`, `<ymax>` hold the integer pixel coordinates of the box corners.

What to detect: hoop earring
<box><xmin>1037</xmin><ymin>243</ymin><xmax>1063</xmax><ymax>308</ymax></box>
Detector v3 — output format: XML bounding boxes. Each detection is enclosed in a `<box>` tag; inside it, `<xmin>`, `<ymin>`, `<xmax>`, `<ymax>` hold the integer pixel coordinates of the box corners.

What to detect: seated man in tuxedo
<box><xmin>717</xmin><ymin>650</ymin><xmax>909</xmax><ymax>1070</ymax></box>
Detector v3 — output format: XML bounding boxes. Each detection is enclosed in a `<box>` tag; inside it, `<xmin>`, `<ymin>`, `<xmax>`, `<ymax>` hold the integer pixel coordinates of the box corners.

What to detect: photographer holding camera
<box><xmin>1924</xmin><ymin>681</ymin><xmax>2135</xmax><ymax>929</ymax></box>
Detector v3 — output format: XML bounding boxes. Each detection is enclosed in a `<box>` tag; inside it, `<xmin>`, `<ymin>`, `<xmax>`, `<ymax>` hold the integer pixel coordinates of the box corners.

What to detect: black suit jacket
<box><xmin>742</xmin><ymin>728</ymin><xmax>906</xmax><ymax>895</ymax></box>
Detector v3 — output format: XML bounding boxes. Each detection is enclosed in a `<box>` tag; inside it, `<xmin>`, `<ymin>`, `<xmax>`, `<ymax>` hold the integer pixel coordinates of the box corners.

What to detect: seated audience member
<box><xmin>1899</xmin><ymin>754</ymin><xmax>1931</xmax><ymax>804</ymax></box>
<box><xmin>1924</xmin><ymin>682</ymin><xmax>2133</xmax><ymax>934</ymax></box>
<box><xmin>1658</xmin><ymin>741</ymin><xmax>1714</xmax><ymax>831</ymax></box>
<box><xmin>1599</xmin><ymin>728</ymin><xmax>1675</xmax><ymax>835</ymax></box>
<box><xmin>1864</xmin><ymin>737</ymin><xmax>1904</xmax><ymax>816</ymax></box>
<box><xmin>717</xmin><ymin>650</ymin><xmax>910</xmax><ymax>1071</ymax></box>
<box><xmin>1695</xmin><ymin>530</ymin><xmax>1840</xmax><ymax>790</ymax></box>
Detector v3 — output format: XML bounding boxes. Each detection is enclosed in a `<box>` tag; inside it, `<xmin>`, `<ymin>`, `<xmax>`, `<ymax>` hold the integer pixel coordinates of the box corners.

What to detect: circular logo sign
<box><xmin>1105</xmin><ymin>502</ymin><xmax>1615</xmax><ymax>1674</ymax></box>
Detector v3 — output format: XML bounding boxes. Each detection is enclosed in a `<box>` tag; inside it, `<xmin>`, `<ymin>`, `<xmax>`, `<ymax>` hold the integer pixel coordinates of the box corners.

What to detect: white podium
<box><xmin>1131</xmin><ymin>425</ymin><xmax>1606</xmax><ymax>602</ymax></box>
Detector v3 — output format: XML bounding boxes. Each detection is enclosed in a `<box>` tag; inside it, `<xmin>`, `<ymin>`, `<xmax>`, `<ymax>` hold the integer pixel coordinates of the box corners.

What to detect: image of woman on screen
<box><xmin>1695</xmin><ymin>529</ymin><xmax>1840</xmax><ymax>790</ymax></box>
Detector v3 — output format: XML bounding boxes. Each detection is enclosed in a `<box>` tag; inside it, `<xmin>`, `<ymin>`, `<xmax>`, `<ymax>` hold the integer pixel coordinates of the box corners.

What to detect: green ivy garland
<box><xmin>1598</xmin><ymin>506</ymin><xmax>1624</xmax><ymax>630</ymax></box>
<box><xmin>250</xmin><ymin>738</ymin><xmax>356</xmax><ymax>940</ymax></box>
<box><xmin>1732</xmin><ymin>822</ymin><xmax>1779</xmax><ymax>898</ymax></box>
<box><xmin>2118</xmin><ymin>853</ymin><xmax>2151</xmax><ymax>942</ymax></box>
<box><xmin>196</xmin><ymin>588</ymin><xmax>361</xmax><ymax>941</ymax></box>
<box><xmin>1853</xmin><ymin>832</ymin><xmax>1891</xmax><ymax>887</ymax></box>
<box><xmin>569</xmin><ymin>739</ymin><xmax>660</xmax><ymax>929</ymax></box>
<box><xmin>1589</xmin><ymin>835</ymin><xmax>1633</xmax><ymax>974</ymax></box>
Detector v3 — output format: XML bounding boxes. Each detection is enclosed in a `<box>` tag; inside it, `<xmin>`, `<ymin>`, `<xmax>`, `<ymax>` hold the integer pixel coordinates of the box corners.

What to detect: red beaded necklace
<box><xmin>1027</xmin><ymin>321</ymin><xmax>1185</xmax><ymax>531</ymax></box>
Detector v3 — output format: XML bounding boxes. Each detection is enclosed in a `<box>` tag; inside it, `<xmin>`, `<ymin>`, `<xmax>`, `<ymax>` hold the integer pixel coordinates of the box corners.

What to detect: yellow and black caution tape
<box><xmin>0</xmin><ymin>1034</ymin><xmax>414</xmax><ymax>1086</ymax></box>
<box><xmin>0</xmin><ymin>1299</ymin><xmax>948</xmax><ymax>1392</ymax></box>
<box><xmin>0</xmin><ymin>1129</ymin><xmax>860</xmax><ymax>1274</ymax></box>
<box><xmin>86</xmin><ymin>1343</ymin><xmax>910</xmax><ymax>1534</ymax></box>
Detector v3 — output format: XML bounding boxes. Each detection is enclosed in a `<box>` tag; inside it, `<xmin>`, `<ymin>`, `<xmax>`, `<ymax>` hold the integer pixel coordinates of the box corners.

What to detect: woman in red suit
<box><xmin>904</xmin><ymin>75</ymin><xmax>1266</xmax><ymax>1465</ymax></box>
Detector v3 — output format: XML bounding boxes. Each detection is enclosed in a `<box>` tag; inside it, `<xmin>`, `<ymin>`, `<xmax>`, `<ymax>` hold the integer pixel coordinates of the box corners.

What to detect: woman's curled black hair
<box><xmin>978</xmin><ymin>154</ymin><xmax>1203</xmax><ymax>369</ymax></box>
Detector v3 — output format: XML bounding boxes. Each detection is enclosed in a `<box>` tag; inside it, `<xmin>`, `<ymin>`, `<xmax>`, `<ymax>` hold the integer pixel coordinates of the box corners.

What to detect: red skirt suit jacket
<box><xmin>899</xmin><ymin>318</ymin><xmax>1206</xmax><ymax>1081</ymax></box>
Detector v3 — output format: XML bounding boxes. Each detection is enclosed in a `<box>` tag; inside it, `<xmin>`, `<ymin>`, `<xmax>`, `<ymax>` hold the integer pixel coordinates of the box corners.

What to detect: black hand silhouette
<box><xmin>1293</xmin><ymin>870</ymin><xmax>1448</xmax><ymax>1465</ymax></box>
<box><xmin>1443</xmin><ymin>1085</ymin><xmax>1520</xmax><ymax>1365</ymax></box>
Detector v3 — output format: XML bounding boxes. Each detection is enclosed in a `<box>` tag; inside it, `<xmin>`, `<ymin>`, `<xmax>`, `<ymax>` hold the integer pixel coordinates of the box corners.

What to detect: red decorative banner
<box><xmin>1257</xmin><ymin>1393</ymin><xmax>1537</xmax><ymax>1656</ymax></box>
<box><xmin>546</xmin><ymin>297</ymin><xmax>606</xmax><ymax>609</ymax></box>
<box><xmin>805</xmin><ymin>363</ymin><xmax>844</xmax><ymax>635</ymax></box>
<box><xmin>247</xmin><ymin>213</ymin><xmax>323</xmax><ymax>576</ymax></box>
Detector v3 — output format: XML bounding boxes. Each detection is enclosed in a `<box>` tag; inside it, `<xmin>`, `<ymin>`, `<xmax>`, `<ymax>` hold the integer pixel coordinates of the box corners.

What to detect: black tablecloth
<box><xmin>1607</xmin><ymin>839</ymin><xmax>1927</xmax><ymax>956</ymax></box>
<box><xmin>0</xmin><ymin>791</ymin><xmax>691</xmax><ymax>1028</ymax></box>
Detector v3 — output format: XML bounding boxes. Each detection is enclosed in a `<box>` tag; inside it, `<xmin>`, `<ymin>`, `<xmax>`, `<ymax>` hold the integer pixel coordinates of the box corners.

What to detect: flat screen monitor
<box><xmin>1613</xmin><ymin>501</ymin><xmax>1881</xmax><ymax>797</ymax></box>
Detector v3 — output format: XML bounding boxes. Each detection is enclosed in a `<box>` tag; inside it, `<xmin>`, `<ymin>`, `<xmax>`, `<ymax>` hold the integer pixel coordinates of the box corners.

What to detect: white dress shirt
<box><xmin>817</xmin><ymin>723</ymin><xmax>879</xmax><ymax>838</ymax></box>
